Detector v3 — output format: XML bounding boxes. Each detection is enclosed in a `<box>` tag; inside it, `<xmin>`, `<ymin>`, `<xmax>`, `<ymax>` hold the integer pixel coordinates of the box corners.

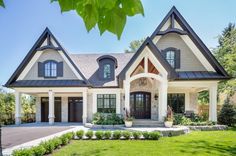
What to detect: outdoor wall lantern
<box><xmin>154</xmin><ymin>94</ymin><xmax>158</xmax><ymax>100</ymax></box>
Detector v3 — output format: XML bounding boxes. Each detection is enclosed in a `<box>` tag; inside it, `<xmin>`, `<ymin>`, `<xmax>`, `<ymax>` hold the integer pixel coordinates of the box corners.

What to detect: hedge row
<box><xmin>12</xmin><ymin>132</ymin><xmax>74</xmax><ymax>156</ymax></box>
<box><xmin>12</xmin><ymin>130</ymin><xmax>161</xmax><ymax>155</ymax></box>
<box><xmin>76</xmin><ymin>130</ymin><xmax>161</xmax><ymax>140</ymax></box>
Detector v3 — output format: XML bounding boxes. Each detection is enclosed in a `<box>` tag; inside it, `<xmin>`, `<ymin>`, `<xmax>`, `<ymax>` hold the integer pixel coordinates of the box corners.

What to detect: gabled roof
<box><xmin>5</xmin><ymin>28</ymin><xmax>90</xmax><ymax>87</ymax></box>
<box><xmin>150</xmin><ymin>6</ymin><xmax>230</xmax><ymax>78</ymax></box>
<box><xmin>118</xmin><ymin>37</ymin><xmax>177</xmax><ymax>83</ymax></box>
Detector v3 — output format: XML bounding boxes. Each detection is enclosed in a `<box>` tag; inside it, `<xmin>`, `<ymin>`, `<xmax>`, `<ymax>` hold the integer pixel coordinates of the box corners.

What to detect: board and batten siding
<box><xmin>156</xmin><ymin>33</ymin><xmax>207</xmax><ymax>71</ymax></box>
<box><xmin>24</xmin><ymin>49</ymin><xmax>78</xmax><ymax>80</ymax></box>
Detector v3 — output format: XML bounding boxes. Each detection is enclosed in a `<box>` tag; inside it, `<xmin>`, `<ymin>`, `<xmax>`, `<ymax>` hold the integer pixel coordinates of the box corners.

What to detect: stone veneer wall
<box><xmin>130</xmin><ymin>78</ymin><xmax>159</xmax><ymax>120</ymax></box>
<box><xmin>87</xmin><ymin>93</ymin><xmax>93</xmax><ymax>122</ymax></box>
<box><xmin>35</xmin><ymin>97</ymin><xmax>41</xmax><ymax>122</ymax></box>
<box><xmin>189</xmin><ymin>92</ymin><xmax>198</xmax><ymax>113</ymax></box>
<box><xmin>61</xmin><ymin>97</ymin><xmax>68</xmax><ymax>122</ymax></box>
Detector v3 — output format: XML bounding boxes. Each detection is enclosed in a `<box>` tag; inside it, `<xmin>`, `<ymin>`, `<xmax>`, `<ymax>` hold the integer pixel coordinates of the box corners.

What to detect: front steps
<box><xmin>132</xmin><ymin>119</ymin><xmax>164</xmax><ymax>127</ymax></box>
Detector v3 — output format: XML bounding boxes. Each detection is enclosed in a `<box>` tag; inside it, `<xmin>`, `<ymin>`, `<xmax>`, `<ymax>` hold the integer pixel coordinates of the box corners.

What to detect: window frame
<box><xmin>44</xmin><ymin>60</ymin><xmax>58</xmax><ymax>78</ymax></box>
<box><xmin>167</xmin><ymin>93</ymin><xmax>185</xmax><ymax>114</ymax></box>
<box><xmin>162</xmin><ymin>47</ymin><xmax>180</xmax><ymax>69</ymax></box>
<box><xmin>97</xmin><ymin>94</ymin><xmax>116</xmax><ymax>113</ymax></box>
<box><xmin>103</xmin><ymin>63</ymin><xmax>111</xmax><ymax>79</ymax></box>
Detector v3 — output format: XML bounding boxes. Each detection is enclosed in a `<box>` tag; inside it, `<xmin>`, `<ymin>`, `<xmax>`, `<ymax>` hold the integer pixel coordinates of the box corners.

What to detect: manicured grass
<box><xmin>53</xmin><ymin>128</ymin><xmax>236</xmax><ymax>156</ymax></box>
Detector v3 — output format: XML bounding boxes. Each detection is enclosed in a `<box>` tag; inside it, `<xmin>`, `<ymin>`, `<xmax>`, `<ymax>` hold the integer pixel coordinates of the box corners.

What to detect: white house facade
<box><xmin>5</xmin><ymin>7</ymin><xmax>230</xmax><ymax>125</ymax></box>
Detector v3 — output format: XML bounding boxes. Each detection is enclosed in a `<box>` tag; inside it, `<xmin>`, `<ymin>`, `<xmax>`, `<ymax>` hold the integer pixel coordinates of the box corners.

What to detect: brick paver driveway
<box><xmin>1</xmin><ymin>123</ymin><xmax>74</xmax><ymax>149</ymax></box>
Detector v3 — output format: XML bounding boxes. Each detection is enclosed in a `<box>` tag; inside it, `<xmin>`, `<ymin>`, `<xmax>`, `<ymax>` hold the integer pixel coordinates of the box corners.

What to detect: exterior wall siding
<box><xmin>156</xmin><ymin>33</ymin><xmax>207</xmax><ymax>71</ymax></box>
<box><xmin>24</xmin><ymin>49</ymin><xmax>78</xmax><ymax>80</ymax></box>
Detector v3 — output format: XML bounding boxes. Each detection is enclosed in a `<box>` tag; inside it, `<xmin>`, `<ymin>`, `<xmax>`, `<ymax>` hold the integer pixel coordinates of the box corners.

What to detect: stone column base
<box><xmin>49</xmin><ymin>117</ymin><xmax>55</xmax><ymax>125</ymax></box>
<box><xmin>15</xmin><ymin>117</ymin><xmax>21</xmax><ymax>125</ymax></box>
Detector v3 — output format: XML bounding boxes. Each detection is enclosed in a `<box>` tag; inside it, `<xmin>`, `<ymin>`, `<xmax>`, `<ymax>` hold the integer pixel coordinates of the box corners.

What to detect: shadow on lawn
<box><xmin>179</xmin><ymin>140</ymin><xmax>236</xmax><ymax>155</ymax></box>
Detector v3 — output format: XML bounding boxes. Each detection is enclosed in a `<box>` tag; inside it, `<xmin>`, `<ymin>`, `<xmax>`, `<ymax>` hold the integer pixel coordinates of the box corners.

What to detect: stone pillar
<box><xmin>189</xmin><ymin>92</ymin><xmax>198</xmax><ymax>113</ymax></box>
<box><xmin>209</xmin><ymin>85</ymin><xmax>218</xmax><ymax>122</ymax></box>
<box><xmin>83</xmin><ymin>91</ymin><xmax>88</xmax><ymax>124</ymax></box>
<box><xmin>61</xmin><ymin>96</ymin><xmax>68</xmax><ymax>122</ymax></box>
<box><xmin>15</xmin><ymin>91</ymin><xmax>22</xmax><ymax>125</ymax></box>
<box><xmin>124</xmin><ymin>81</ymin><xmax>130</xmax><ymax>113</ymax></box>
<box><xmin>48</xmin><ymin>90</ymin><xmax>55</xmax><ymax>125</ymax></box>
<box><xmin>35</xmin><ymin>96</ymin><xmax>41</xmax><ymax>123</ymax></box>
<box><xmin>116</xmin><ymin>93</ymin><xmax>121</xmax><ymax>114</ymax></box>
<box><xmin>158</xmin><ymin>81</ymin><xmax>168</xmax><ymax>121</ymax></box>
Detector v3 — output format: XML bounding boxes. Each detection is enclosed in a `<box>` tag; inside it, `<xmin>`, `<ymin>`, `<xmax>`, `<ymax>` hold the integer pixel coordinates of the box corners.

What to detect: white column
<box><xmin>15</xmin><ymin>91</ymin><xmax>22</xmax><ymax>125</ymax></box>
<box><xmin>92</xmin><ymin>92</ymin><xmax>97</xmax><ymax>114</ymax></box>
<box><xmin>48</xmin><ymin>90</ymin><xmax>55</xmax><ymax>125</ymax></box>
<box><xmin>35</xmin><ymin>96</ymin><xmax>41</xmax><ymax>123</ymax></box>
<box><xmin>124</xmin><ymin>81</ymin><xmax>130</xmax><ymax>113</ymax></box>
<box><xmin>61</xmin><ymin>96</ymin><xmax>68</xmax><ymax>122</ymax></box>
<box><xmin>83</xmin><ymin>90</ymin><xmax>88</xmax><ymax>124</ymax></box>
<box><xmin>158</xmin><ymin>81</ymin><xmax>168</xmax><ymax>122</ymax></box>
<box><xmin>209</xmin><ymin>84</ymin><xmax>218</xmax><ymax>122</ymax></box>
<box><xmin>116</xmin><ymin>93</ymin><xmax>121</xmax><ymax>114</ymax></box>
<box><xmin>185</xmin><ymin>91</ymin><xmax>190</xmax><ymax>111</ymax></box>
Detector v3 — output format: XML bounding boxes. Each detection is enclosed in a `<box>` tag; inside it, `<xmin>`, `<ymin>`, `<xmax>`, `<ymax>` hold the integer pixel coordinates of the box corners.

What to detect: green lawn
<box><xmin>53</xmin><ymin>128</ymin><xmax>236</xmax><ymax>156</ymax></box>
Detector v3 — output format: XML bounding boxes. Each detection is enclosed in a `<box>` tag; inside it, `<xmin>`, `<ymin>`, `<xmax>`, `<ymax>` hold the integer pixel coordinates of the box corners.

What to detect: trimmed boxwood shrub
<box><xmin>76</xmin><ymin>130</ymin><xmax>84</xmax><ymax>139</ymax></box>
<box><xmin>31</xmin><ymin>145</ymin><xmax>46</xmax><ymax>156</ymax></box>
<box><xmin>113</xmin><ymin>130</ymin><xmax>122</xmax><ymax>139</ymax></box>
<box><xmin>52</xmin><ymin>137</ymin><xmax>62</xmax><ymax>149</ymax></box>
<box><xmin>142</xmin><ymin>131</ymin><xmax>149</xmax><ymax>139</ymax></box>
<box><xmin>40</xmin><ymin>140</ymin><xmax>55</xmax><ymax>154</ymax></box>
<box><xmin>85</xmin><ymin>130</ymin><xmax>93</xmax><ymax>139</ymax></box>
<box><xmin>132</xmin><ymin>131</ymin><xmax>141</xmax><ymax>139</ymax></box>
<box><xmin>122</xmin><ymin>131</ymin><xmax>131</xmax><ymax>140</ymax></box>
<box><xmin>95</xmin><ymin>131</ymin><xmax>103</xmax><ymax>139</ymax></box>
<box><xmin>104</xmin><ymin>131</ymin><xmax>112</xmax><ymax>139</ymax></box>
<box><xmin>60</xmin><ymin>134</ymin><xmax>69</xmax><ymax>145</ymax></box>
<box><xmin>149</xmin><ymin>131</ymin><xmax>161</xmax><ymax>140</ymax></box>
<box><xmin>12</xmin><ymin>148</ymin><xmax>33</xmax><ymax>156</ymax></box>
<box><xmin>66</xmin><ymin>132</ymin><xmax>74</xmax><ymax>140</ymax></box>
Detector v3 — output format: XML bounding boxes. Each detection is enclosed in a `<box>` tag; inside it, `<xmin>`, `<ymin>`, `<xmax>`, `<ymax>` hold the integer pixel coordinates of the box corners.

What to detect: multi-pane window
<box><xmin>103</xmin><ymin>64</ymin><xmax>111</xmax><ymax>79</ymax></box>
<box><xmin>44</xmin><ymin>61</ymin><xmax>57</xmax><ymax>77</ymax></box>
<box><xmin>166</xmin><ymin>51</ymin><xmax>175</xmax><ymax>68</ymax></box>
<box><xmin>97</xmin><ymin>94</ymin><xmax>116</xmax><ymax>113</ymax></box>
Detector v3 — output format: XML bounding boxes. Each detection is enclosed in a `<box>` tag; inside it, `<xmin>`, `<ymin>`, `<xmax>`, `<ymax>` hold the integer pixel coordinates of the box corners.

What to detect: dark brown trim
<box><xmin>150</xmin><ymin>6</ymin><xmax>230</xmax><ymax>78</ymax></box>
<box><xmin>5</xmin><ymin>27</ymin><xmax>91</xmax><ymax>87</ymax></box>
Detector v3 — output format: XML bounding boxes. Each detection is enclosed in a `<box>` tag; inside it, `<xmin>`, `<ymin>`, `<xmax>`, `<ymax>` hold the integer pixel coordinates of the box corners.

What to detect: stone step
<box><xmin>132</xmin><ymin>120</ymin><xmax>164</xmax><ymax>127</ymax></box>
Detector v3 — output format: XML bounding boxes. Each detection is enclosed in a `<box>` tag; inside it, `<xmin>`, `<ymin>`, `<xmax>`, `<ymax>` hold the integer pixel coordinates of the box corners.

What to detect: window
<box><xmin>166</xmin><ymin>51</ymin><xmax>175</xmax><ymax>68</ymax></box>
<box><xmin>168</xmin><ymin>93</ymin><xmax>185</xmax><ymax>113</ymax></box>
<box><xmin>97</xmin><ymin>94</ymin><xmax>116</xmax><ymax>113</ymax></box>
<box><xmin>103</xmin><ymin>64</ymin><xmax>111</xmax><ymax>79</ymax></box>
<box><xmin>44</xmin><ymin>61</ymin><xmax>57</xmax><ymax>77</ymax></box>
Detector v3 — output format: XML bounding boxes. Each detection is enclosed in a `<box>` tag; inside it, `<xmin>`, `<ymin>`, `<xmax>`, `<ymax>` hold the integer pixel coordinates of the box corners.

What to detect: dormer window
<box><xmin>103</xmin><ymin>64</ymin><xmax>111</xmax><ymax>79</ymax></box>
<box><xmin>45</xmin><ymin>61</ymin><xmax>57</xmax><ymax>77</ymax></box>
<box><xmin>162</xmin><ymin>47</ymin><xmax>180</xmax><ymax>69</ymax></box>
<box><xmin>97</xmin><ymin>55</ymin><xmax>118</xmax><ymax>80</ymax></box>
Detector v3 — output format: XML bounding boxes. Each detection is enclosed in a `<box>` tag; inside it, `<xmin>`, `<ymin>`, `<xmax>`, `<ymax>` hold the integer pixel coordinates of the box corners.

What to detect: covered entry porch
<box><xmin>14</xmin><ymin>87</ymin><xmax>88</xmax><ymax>125</ymax></box>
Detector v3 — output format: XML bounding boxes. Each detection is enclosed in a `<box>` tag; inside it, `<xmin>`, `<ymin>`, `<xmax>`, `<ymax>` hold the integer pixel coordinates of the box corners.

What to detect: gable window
<box><xmin>44</xmin><ymin>61</ymin><xmax>57</xmax><ymax>77</ymax></box>
<box><xmin>166</xmin><ymin>51</ymin><xmax>175</xmax><ymax>68</ymax></box>
<box><xmin>103</xmin><ymin>64</ymin><xmax>111</xmax><ymax>79</ymax></box>
<box><xmin>97</xmin><ymin>94</ymin><xmax>116</xmax><ymax>113</ymax></box>
<box><xmin>162</xmin><ymin>47</ymin><xmax>180</xmax><ymax>69</ymax></box>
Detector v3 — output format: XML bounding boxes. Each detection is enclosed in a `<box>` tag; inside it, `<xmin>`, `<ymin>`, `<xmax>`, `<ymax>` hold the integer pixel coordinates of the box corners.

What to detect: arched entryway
<box><xmin>130</xmin><ymin>92</ymin><xmax>151</xmax><ymax>119</ymax></box>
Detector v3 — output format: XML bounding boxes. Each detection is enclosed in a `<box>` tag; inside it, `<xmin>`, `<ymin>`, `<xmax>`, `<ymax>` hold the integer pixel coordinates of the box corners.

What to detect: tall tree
<box><xmin>125</xmin><ymin>38</ymin><xmax>145</xmax><ymax>53</ymax></box>
<box><xmin>214</xmin><ymin>23</ymin><xmax>236</xmax><ymax>96</ymax></box>
<box><xmin>0</xmin><ymin>0</ymin><xmax>144</xmax><ymax>39</ymax></box>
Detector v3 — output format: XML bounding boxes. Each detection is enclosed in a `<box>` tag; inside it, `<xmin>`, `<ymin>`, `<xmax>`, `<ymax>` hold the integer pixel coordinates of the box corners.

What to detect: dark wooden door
<box><xmin>130</xmin><ymin>92</ymin><xmax>151</xmax><ymax>119</ymax></box>
<box><xmin>41</xmin><ymin>97</ymin><xmax>62</xmax><ymax>122</ymax></box>
<box><xmin>68</xmin><ymin>97</ymin><xmax>83</xmax><ymax>122</ymax></box>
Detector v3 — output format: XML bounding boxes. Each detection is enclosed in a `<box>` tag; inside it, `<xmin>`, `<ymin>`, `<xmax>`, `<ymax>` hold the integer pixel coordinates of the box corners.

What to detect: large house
<box><xmin>5</xmin><ymin>7</ymin><xmax>230</xmax><ymax>125</ymax></box>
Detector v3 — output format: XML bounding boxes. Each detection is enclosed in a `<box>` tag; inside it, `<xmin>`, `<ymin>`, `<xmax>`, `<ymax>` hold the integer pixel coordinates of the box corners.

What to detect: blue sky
<box><xmin>0</xmin><ymin>0</ymin><xmax>235</xmax><ymax>85</ymax></box>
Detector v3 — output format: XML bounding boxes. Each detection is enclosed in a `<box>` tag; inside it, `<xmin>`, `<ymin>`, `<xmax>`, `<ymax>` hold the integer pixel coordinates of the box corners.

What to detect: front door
<box><xmin>41</xmin><ymin>97</ymin><xmax>62</xmax><ymax>122</ymax></box>
<box><xmin>130</xmin><ymin>92</ymin><xmax>151</xmax><ymax>119</ymax></box>
<box><xmin>68</xmin><ymin>97</ymin><xmax>83</xmax><ymax>122</ymax></box>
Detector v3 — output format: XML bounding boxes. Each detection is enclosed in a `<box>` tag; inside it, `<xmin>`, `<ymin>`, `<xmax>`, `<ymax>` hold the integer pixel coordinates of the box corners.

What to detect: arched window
<box><xmin>166</xmin><ymin>50</ymin><xmax>175</xmax><ymax>68</ymax></box>
<box><xmin>103</xmin><ymin>64</ymin><xmax>111</xmax><ymax>79</ymax></box>
<box><xmin>44</xmin><ymin>61</ymin><xmax>57</xmax><ymax>77</ymax></box>
<box><xmin>162</xmin><ymin>47</ymin><xmax>180</xmax><ymax>69</ymax></box>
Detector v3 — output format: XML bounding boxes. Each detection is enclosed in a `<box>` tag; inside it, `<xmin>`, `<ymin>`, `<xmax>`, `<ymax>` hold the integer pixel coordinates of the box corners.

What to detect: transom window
<box><xmin>166</xmin><ymin>51</ymin><xmax>175</xmax><ymax>68</ymax></box>
<box><xmin>97</xmin><ymin>94</ymin><xmax>116</xmax><ymax>113</ymax></box>
<box><xmin>103</xmin><ymin>64</ymin><xmax>111</xmax><ymax>79</ymax></box>
<box><xmin>44</xmin><ymin>61</ymin><xmax>57</xmax><ymax>77</ymax></box>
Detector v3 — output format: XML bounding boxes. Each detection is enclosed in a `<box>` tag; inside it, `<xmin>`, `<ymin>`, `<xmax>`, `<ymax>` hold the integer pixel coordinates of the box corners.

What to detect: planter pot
<box><xmin>125</xmin><ymin>121</ymin><xmax>133</xmax><ymax>127</ymax></box>
<box><xmin>164</xmin><ymin>121</ymin><xmax>173</xmax><ymax>128</ymax></box>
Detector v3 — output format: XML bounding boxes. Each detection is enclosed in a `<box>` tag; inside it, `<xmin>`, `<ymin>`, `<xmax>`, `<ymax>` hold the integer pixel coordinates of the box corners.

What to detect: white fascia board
<box><xmin>168</xmin><ymin>81</ymin><xmax>218</xmax><ymax>88</ymax></box>
<box><xmin>17</xmin><ymin>51</ymin><xmax>43</xmax><ymax>80</ymax></box>
<box><xmin>14</xmin><ymin>87</ymin><xmax>88</xmax><ymax>93</ymax></box>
